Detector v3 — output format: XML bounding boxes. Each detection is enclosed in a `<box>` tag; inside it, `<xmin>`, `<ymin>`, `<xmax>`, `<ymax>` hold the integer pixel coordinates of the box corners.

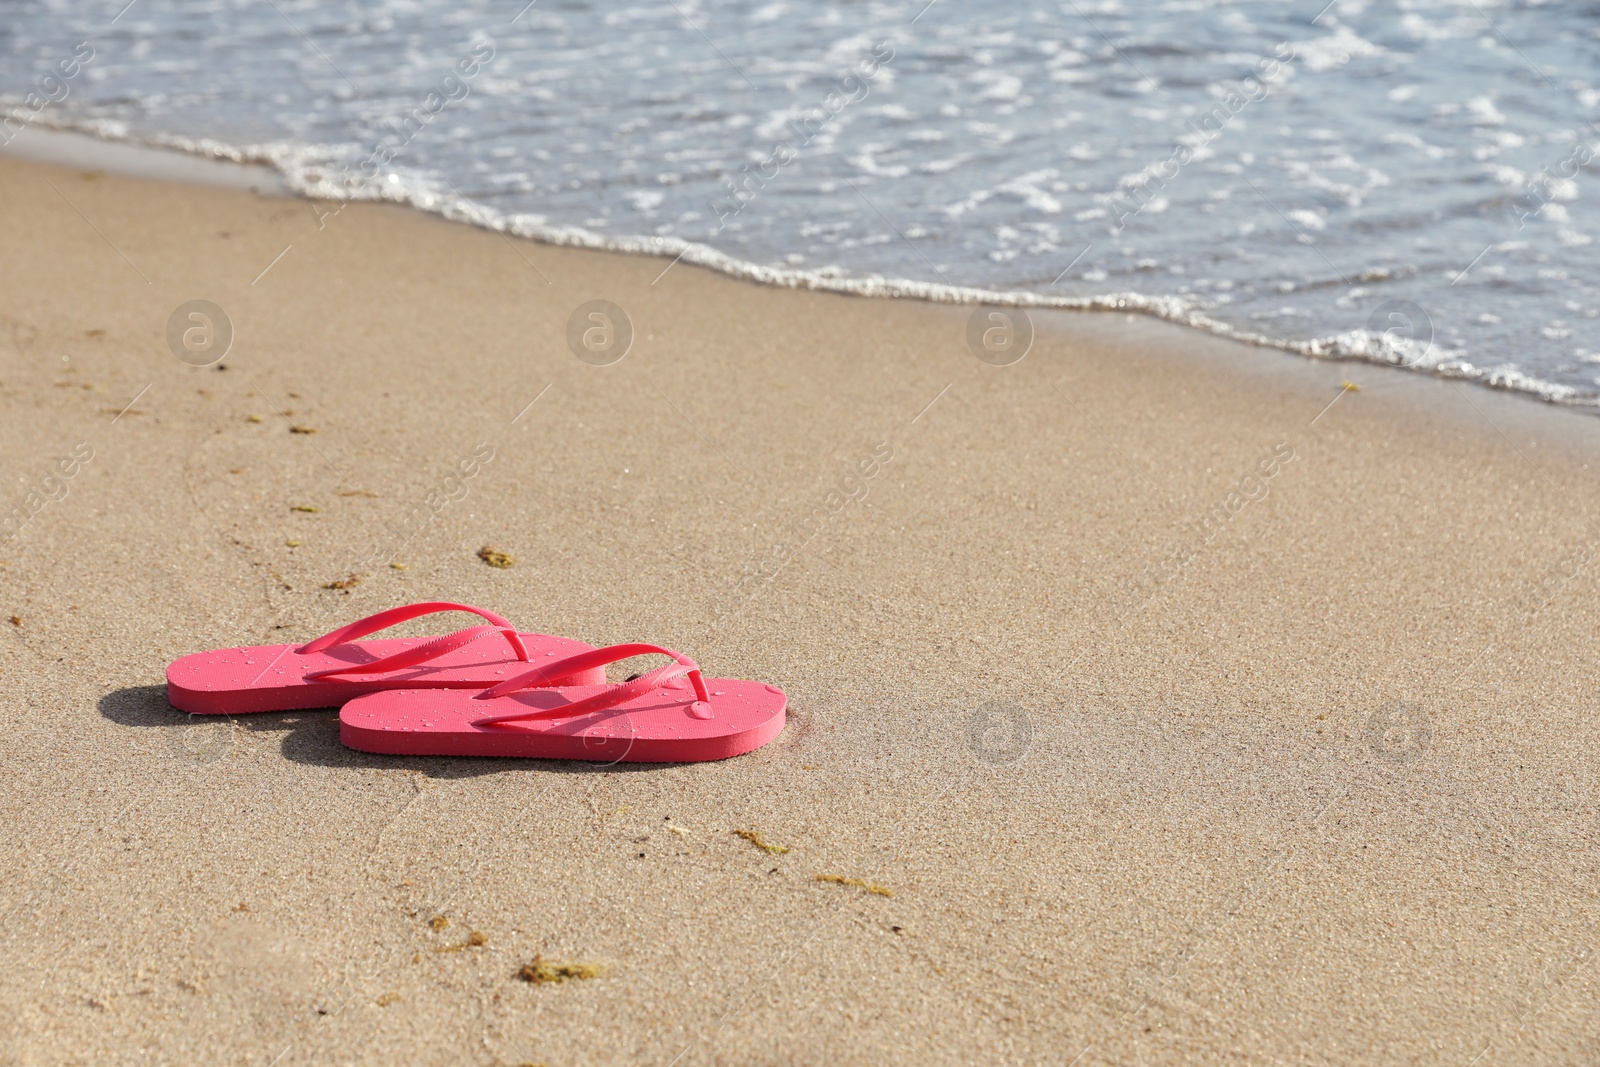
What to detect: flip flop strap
<box><xmin>304</xmin><ymin>624</ymin><xmax>525</xmax><ymax>680</ymax></box>
<box><xmin>472</xmin><ymin>642</ymin><xmax>711</xmax><ymax>725</ymax></box>
<box><xmin>297</xmin><ymin>601</ymin><xmax>530</xmax><ymax>661</ymax></box>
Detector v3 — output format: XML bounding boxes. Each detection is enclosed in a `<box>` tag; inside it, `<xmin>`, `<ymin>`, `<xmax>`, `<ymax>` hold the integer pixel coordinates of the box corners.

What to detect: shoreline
<box><xmin>0</xmin><ymin>123</ymin><xmax>291</xmax><ymax>195</ymax></box>
<box><xmin>4</xmin><ymin>121</ymin><xmax>1592</xmax><ymax>416</ymax></box>
<box><xmin>3</xmin><ymin>151</ymin><xmax>1600</xmax><ymax>1064</ymax></box>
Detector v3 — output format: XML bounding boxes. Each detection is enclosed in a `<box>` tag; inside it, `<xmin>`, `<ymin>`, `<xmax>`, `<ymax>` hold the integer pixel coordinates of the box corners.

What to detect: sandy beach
<box><xmin>3</xmin><ymin>152</ymin><xmax>1600</xmax><ymax>1064</ymax></box>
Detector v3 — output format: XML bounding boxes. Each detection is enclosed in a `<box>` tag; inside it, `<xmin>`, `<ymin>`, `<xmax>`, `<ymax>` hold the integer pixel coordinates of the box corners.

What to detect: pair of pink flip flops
<box><xmin>165</xmin><ymin>602</ymin><xmax>785</xmax><ymax>763</ymax></box>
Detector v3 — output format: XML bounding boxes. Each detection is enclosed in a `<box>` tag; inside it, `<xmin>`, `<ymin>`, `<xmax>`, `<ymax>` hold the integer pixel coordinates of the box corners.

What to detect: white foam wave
<box><xmin>19</xmin><ymin>118</ymin><xmax>1596</xmax><ymax>412</ymax></box>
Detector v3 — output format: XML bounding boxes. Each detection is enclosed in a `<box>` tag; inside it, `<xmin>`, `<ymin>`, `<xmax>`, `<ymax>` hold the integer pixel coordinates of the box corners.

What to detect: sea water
<box><xmin>4</xmin><ymin>0</ymin><xmax>1598</xmax><ymax>406</ymax></box>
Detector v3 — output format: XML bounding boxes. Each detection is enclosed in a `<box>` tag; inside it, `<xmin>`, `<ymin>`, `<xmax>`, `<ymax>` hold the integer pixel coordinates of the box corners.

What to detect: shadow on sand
<box><xmin>97</xmin><ymin>684</ymin><xmax>662</xmax><ymax>778</ymax></box>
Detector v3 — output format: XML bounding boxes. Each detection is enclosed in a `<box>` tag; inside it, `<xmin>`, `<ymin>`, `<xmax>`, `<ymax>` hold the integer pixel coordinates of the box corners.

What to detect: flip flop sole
<box><xmin>167</xmin><ymin>633</ymin><xmax>605</xmax><ymax>715</ymax></box>
<box><xmin>339</xmin><ymin>678</ymin><xmax>786</xmax><ymax>762</ymax></box>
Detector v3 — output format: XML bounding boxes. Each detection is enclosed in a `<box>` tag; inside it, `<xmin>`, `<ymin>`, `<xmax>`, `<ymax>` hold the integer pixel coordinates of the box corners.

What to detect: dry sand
<box><xmin>2</xmin><ymin>153</ymin><xmax>1599</xmax><ymax>1065</ymax></box>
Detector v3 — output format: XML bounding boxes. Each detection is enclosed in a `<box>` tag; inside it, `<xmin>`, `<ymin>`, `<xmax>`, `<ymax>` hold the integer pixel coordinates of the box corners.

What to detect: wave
<box><xmin>17</xmin><ymin>116</ymin><xmax>1594</xmax><ymax>411</ymax></box>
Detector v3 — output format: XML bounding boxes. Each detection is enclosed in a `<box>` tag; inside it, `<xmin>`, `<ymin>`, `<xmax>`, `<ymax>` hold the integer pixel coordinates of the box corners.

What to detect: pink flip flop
<box><xmin>166</xmin><ymin>602</ymin><xmax>606</xmax><ymax>715</ymax></box>
<box><xmin>338</xmin><ymin>643</ymin><xmax>786</xmax><ymax>763</ymax></box>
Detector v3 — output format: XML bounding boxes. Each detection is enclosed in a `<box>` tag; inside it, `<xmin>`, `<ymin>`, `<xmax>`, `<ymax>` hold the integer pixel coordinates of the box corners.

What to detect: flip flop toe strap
<box><xmin>472</xmin><ymin>642</ymin><xmax>713</xmax><ymax>726</ymax></box>
<box><xmin>305</xmin><ymin>624</ymin><xmax>523</xmax><ymax>680</ymax></box>
<box><xmin>297</xmin><ymin>601</ymin><xmax>531</xmax><ymax>661</ymax></box>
